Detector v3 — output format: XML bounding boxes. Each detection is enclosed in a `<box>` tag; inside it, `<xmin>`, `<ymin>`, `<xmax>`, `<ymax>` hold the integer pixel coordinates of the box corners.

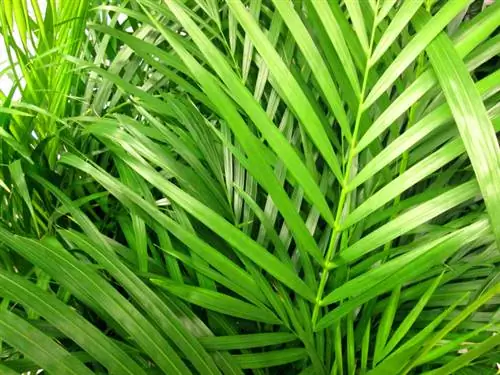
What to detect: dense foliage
<box><xmin>0</xmin><ymin>0</ymin><xmax>499</xmax><ymax>373</ymax></box>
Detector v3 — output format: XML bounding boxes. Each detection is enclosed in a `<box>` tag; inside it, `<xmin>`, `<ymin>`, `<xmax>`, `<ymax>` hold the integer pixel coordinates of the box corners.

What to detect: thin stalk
<box><xmin>312</xmin><ymin>3</ymin><xmax>380</xmax><ymax>327</ymax></box>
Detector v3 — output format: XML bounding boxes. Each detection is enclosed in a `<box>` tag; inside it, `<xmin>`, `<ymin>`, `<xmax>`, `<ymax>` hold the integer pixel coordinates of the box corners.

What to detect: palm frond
<box><xmin>0</xmin><ymin>0</ymin><xmax>498</xmax><ymax>374</ymax></box>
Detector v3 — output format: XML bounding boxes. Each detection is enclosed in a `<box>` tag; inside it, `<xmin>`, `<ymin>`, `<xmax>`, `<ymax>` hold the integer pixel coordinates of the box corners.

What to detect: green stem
<box><xmin>312</xmin><ymin>4</ymin><xmax>380</xmax><ymax>327</ymax></box>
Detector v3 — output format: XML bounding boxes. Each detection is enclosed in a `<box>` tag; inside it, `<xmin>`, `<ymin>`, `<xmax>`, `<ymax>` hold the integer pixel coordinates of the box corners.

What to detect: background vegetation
<box><xmin>0</xmin><ymin>0</ymin><xmax>499</xmax><ymax>373</ymax></box>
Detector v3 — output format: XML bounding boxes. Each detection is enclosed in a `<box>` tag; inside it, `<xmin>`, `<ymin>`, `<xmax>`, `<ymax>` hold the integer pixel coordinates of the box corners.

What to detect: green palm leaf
<box><xmin>0</xmin><ymin>0</ymin><xmax>498</xmax><ymax>374</ymax></box>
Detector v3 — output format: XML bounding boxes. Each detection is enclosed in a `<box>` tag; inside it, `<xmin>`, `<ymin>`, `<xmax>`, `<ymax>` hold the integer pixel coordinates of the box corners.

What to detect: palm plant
<box><xmin>0</xmin><ymin>0</ymin><xmax>499</xmax><ymax>373</ymax></box>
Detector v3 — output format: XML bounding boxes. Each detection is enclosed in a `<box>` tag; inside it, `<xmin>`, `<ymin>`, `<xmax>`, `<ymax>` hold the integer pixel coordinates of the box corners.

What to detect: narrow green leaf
<box><xmin>334</xmin><ymin>180</ymin><xmax>479</xmax><ymax>266</ymax></box>
<box><xmin>156</xmin><ymin>0</ymin><xmax>335</xmax><ymax>226</ymax></box>
<box><xmin>413</xmin><ymin>9</ymin><xmax>500</xmax><ymax>247</ymax></box>
<box><xmin>352</xmin><ymin>69</ymin><xmax>500</xmax><ymax>189</ymax></box>
<box><xmin>151</xmin><ymin>278</ymin><xmax>281</xmax><ymax>324</ymax></box>
<box><xmin>416</xmin><ymin>322</ymin><xmax>494</xmax><ymax>366</ymax></box>
<box><xmin>322</xmin><ymin>236</ymin><xmax>446</xmax><ymax>305</ymax></box>
<box><xmin>0</xmin><ymin>310</ymin><xmax>94</xmax><ymax>375</ymax></box>
<box><xmin>138</xmin><ymin>0</ymin><xmax>326</xmax><ymax>266</ymax></box>
<box><xmin>344</xmin><ymin>136</ymin><xmax>471</xmax><ymax>228</ymax></box>
<box><xmin>370</xmin><ymin>0</ymin><xmax>424</xmax><ymax>65</ymax></box>
<box><xmin>334</xmin><ymin>322</ymin><xmax>344</xmax><ymax>374</ymax></box>
<box><xmin>344</xmin><ymin>0</ymin><xmax>370</xmax><ymax>52</ymax></box>
<box><xmin>225</xmin><ymin>0</ymin><xmax>345</xmax><ymax>182</ymax></box>
<box><xmin>37</xmin><ymin>171</ymin><xmax>264</xmax><ymax>303</ymax></box>
<box><xmin>364</xmin><ymin>0</ymin><xmax>470</xmax><ymax>109</ymax></box>
<box><xmin>1</xmin><ymin>0</ymin><xmax>13</xmax><ymax>29</ymax></box>
<box><xmin>0</xmin><ymin>271</ymin><xmax>146</xmax><ymax>375</ymax></box>
<box><xmin>0</xmin><ymin>128</ymin><xmax>33</xmax><ymax>162</ymax></box>
<box><xmin>271</xmin><ymin>0</ymin><xmax>354</xmax><ymax>139</ymax></box>
<box><xmin>0</xmin><ymin>364</ymin><xmax>17</xmax><ymax>375</ymax></box>
<box><xmin>421</xmin><ymin>332</ymin><xmax>500</xmax><ymax>375</ymax></box>
<box><xmin>68</xmin><ymin>57</ymin><xmax>177</xmax><ymax>118</ymax></box>
<box><xmin>115</xmin><ymin>161</ymin><xmax>149</xmax><ymax>272</ymax></box>
<box><xmin>381</xmin><ymin>274</ymin><xmax>444</xmax><ymax>359</ymax></box>
<box><xmin>160</xmin><ymin>296</ymin><xmax>244</xmax><ymax>375</ymax></box>
<box><xmin>8</xmin><ymin>159</ymin><xmax>35</xmax><ymax>218</ymax></box>
<box><xmin>407</xmin><ymin>281</ymin><xmax>500</xmax><ymax>371</ymax></box>
<box><xmin>12</xmin><ymin>0</ymin><xmax>28</xmax><ymax>47</ymax></box>
<box><xmin>234</xmin><ymin>348</ymin><xmax>308</xmax><ymax>369</ymax></box>
<box><xmin>241</xmin><ymin>0</ymin><xmax>261</xmax><ymax>82</ymax></box>
<box><xmin>0</xmin><ymin>229</ymin><xmax>192</xmax><ymax>374</ymax></box>
<box><xmin>60</xmin><ymin>153</ymin><xmax>316</xmax><ymax>302</ymax></box>
<box><xmin>233</xmin><ymin>184</ymin><xmax>293</xmax><ymax>267</ymax></box>
<box><xmin>451</xmin><ymin>1</ymin><xmax>500</xmax><ymax>57</ymax></box>
<box><xmin>367</xmin><ymin>293</ymin><xmax>470</xmax><ymax>375</ymax></box>
<box><xmin>376</xmin><ymin>0</ymin><xmax>400</xmax><ymax>24</ymax></box>
<box><xmin>157</xmin><ymin>245</ymin><xmax>262</xmax><ymax>306</ymax></box>
<box><xmin>373</xmin><ymin>286</ymin><xmax>400</xmax><ymax>364</ymax></box>
<box><xmin>346</xmin><ymin>313</ymin><xmax>356</xmax><ymax>375</ymax></box>
<box><xmin>199</xmin><ymin>333</ymin><xmax>297</xmax><ymax>351</ymax></box>
<box><xmin>309</xmin><ymin>0</ymin><xmax>361</xmax><ymax>95</ymax></box>
<box><xmin>0</xmin><ymin>107</ymin><xmax>33</xmax><ymax>117</ymax></box>
<box><xmin>361</xmin><ymin>319</ymin><xmax>371</xmax><ymax>372</ymax></box>
<box><xmin>317</xmin><ymin>219</ymin><xmax>489</xmax><ymax>330</ymax></box>
<box><xmin>60</xmin><ymin>229</ymin><xmax>223</xmax><ymax>375</ymax></box>
<box><xmin>194</xmin><ymin>0</ymin><xmax>221</xmax><ymax>27</ymax></box>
